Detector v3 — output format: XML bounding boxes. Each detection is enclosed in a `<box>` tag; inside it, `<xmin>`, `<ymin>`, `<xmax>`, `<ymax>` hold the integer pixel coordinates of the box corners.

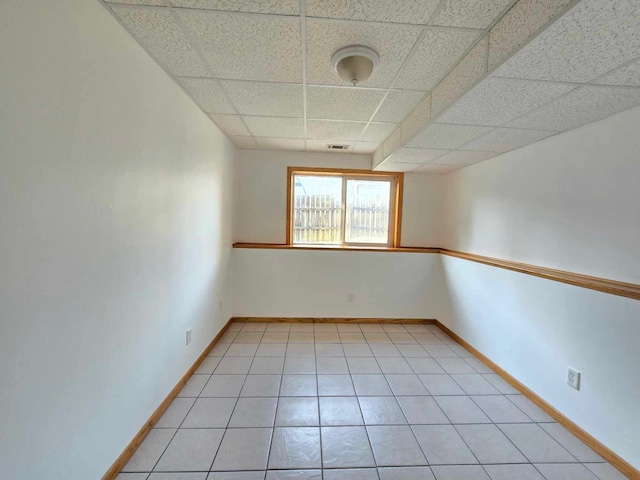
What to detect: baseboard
<box><xmin>102</xmin><ymin>318</ymin><xmax>233</xmax><ymax>480</ymax></box>
<box><xmin>232</xmin><ymin>317</ymin><xmax>437</xmax><ymax>324</ymax></box>
<box><xmin>435</xmin><ymin>321</ymin><xmax>639</xmax><ymax>480</ymax></box>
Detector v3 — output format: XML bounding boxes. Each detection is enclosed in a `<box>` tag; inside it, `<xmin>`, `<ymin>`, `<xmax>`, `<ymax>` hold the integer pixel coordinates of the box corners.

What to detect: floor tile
<box><xmin>209</xmin><ymin>343</ymin><xmax>230</xmax><ymax>357</ymax></box>
<box><xmin>434</xmin><ymin>396</ymin><xmax>491</xmax><ymax>424</ymax></box>
<box><xmin>249</xmin><ymin>357</ymin><xmax>285</xmax><ymax>374</ymax></box>
<box><xmin>347</xmin><ymin>357</ymin><xmax>382</xmax><ymax>374</ymax></box>
<box><xmin>498</xmin><ymin>423</ymin><xmax>577</xmax><ymax>463</ymax></box>
<box><xmin>377</xmin><ymin>358</ymin><xmax>413</xmax><ymax>374</ymax></box>
<box><xmin>228</xmin><ymin>397</ymin><xmax>278</xmax><ymax>427</ymax></box>
<box><xmin>367</xmin><ymin>425</ymin><xmax>427</xmax><ymax>466</ymax></box>
<box><xmin>215</xmin><ymin>357</ymin><xmax>253</xmax><ymax>375</ymax></box>
<box><xmin>178</xmin><ymin>375</ymin><xmax>210</xmax><ymax>397</ymax></box>
<box><xmin>225</xmin><ymin>343</ymin><xmax>259</xmax><ymax>357</ymax></box>
<box><xmin>240</xmin><ymin>375</ymin><xmax>281</xmax><ymax>397</ymax></box>
<box><xmin>364</xmin><ymin>333</ymin><xmax>393</xmax><ymax>344</ymax></box>
<box><xmin>483</xmin><ymin>464</ymin><xmax>544</xmax><ymax>480</ymax></box>
<box><xmin>406</xmin><ymin>358</ymin><xmax>445</xmax><ymax>374</ymax></box>
<box><xmin>265</xmin><ymin>470</ymin><xmax>322</xmax><ymax>479</ymax></box>
<box><xmin>396</xmin><ymin>396</ymin><xmax>450</xmax><ymax>424</ymax></box>
<box><xmin>448</xmin><ymin>345</ymin><xmax>473</xmax><ymax>358</ymax></box>
<box><xmin>265</xmin><ymin>323</ymin><xmax>291</xmax><ymax>332</ymax></box>
<box><xmin>256</xmin><ymin>344</ymin><xmax>287</xmax><ymax>356</ymax></box>
<box><xmin>286</xmin><ymin>344</ymin><xmax>315</xmax><ymax>356</ymax></box>
<box><xmin>378</xmin><ymin>466</ymin><xmax>435</xmax><ymax>479</ymax></box>
<box><xmin>338</xmin><ymin>324</ymin><xmax>362</xmax><ymax>332</ymax></box>
<box><xmin>316</xmin><ymin>344</ymin><xmax>345</xmax><ymax>356</ymax></box>
<box><xmin>505</xmin><ymin>395</ymin><xmax>555</xmax><ymax>422</ymax></box>
<box><xmin>315</xmin><ymin>323</ymin><xmax>338</xmax><ymax>332</ymax></box>
<box><xmin>155</xmin><ymin>398</ymin><xmax>196</xmax><ymax>428</ymax></box>
<box><xmin>584</xmin><ymin>463</ymin><xmax>629</xmax><ymax>480</ymax></box>
<box><xmin>424</xmin><ymin>345</ymin><xmax>459</xmax><ymax>358</ymax></box>
<box><xmin>280</xmin><ymin>375</ymin><xmax>318</xmax><ymax>397</ymax></box>
<box><xmin>397</xmin><ymin>345</ymin><xmax>431</xmax><ymax>358</ymax></box>
<box><xmin>320</xmin><ymin>397</ymin><xmax>364</xmax><ymax>426</ymax></box>
<box><xmin>318</xmin><ymin>375</ymin><xmax>355</xmax><ymax>396</ymax></box>
<box><xmin>389</xmin><ymin>333</ymin><xmax>417</xmax><ymax>344</ymax></box>
<box><xmin>201</xmin><ymin>375</ymin><xmax>246</xmax><ymax>397</ymax></box>
<box><xmin>268</xmin><ymin>427</ymin><xmax>321</xmax><ymax>469</ymax></box>
<box><xmin>276</xmin><ymin>397</ymin><xmax>320</xmax><ymax>426</ymax></box>
<box><xmin>403</xmin><ymin>324</ymin><xmax>430</xmax><ymax>333</ymax></box>
<box><xmin>534</xmin><ymin>463</ymin><xmax>599</xmax><ymax>480</ymax></box>
<box><xmin>482</xmin><ymin>374</ymin><xmax>519</xmax><ymax>394</ymax></box>
<box><xmin>262</xmin><ymin>332</ymin><xmax>290</xmax><ymax>343</ymax></box>
<box><xmin>451</xmin><ymin>374</ymin><xmax>500</xmax><ymax>395</ymax></box>
<box><xmin>540</xmin><ymin>423</ymin><xmax>604</xmax><ymax>462</ymax></box>
<box><xmin>412</xmin><ymin>334</ymin><xmax>443</xmax><ymax>345</ymax></box>
<box><xmin>289</xmin><ymin>324</ymin><xmax>314</xmax><ymax>332</ymax></box>
<box><xmin>212</xmin><ymin>428</ymin><xmax>272</xmax><ymax>471</ymax></box>
<box><xmin>242</xmin><ymin>324</ymin><xmax>267</xmax><ymax>332</ymax></box>
<box><xmin>412</xmin><ymin>425</ymin><xmax>478</xmax><ymax>465</ymax></box>
<box><xmin>471</xmin><ymin>395</ymin><xmax>532</xmax><ymax>423</ymax></box>
<box><xmin>382</xmin><ymin>324</ymin><xmax>408</xmax><ymax>333</ymax></box>
<box><xmin>317</xmin><ymin>357</ymin><xmax>349</xmax><ymax>374</ymax></box>
<box><xmin>385</xmin><ymin>374</ymin><xmax>429</xmax><ymax>395</ymax></box>
<box><xmin>360</xmin><ymin>324</ymin><xmax>384</xmax><ymax>332</ymax></box>
<box><xmin>370</xmin><ymin>344</ymin><xmax>401</xmax><ymax>357</ymax></box>
<box><xmin>358</xmin><ymin>397</ymin><xmax>407</xmax><ymax>425</ymax></box>
<box><xmin>234</xmin><ymin>332</ymin><xmax>264</xmax><ymax>343</ymax></box>
<box><xmin>196</xmin><ymin>356</ymin><xmax>222</xmax><ymax>374</ymax></box>
<box><xmin>352</xmin><ymin>375</ymin><xmax>393</xmax><ymax>396</ymax></box>
<box><xmin>284</xmin><ymin>357</ymin><xmax>316</xmax><ymax>374</ymax></box>
<box><xmin>321</xmin><ymin>426</ymin><xmax>376</xmax><ymax>468</ymax></box>
<box><xmin>435</xmin><ymin>358</ymin><xmax>476</xmax><ymax>374</ymax></box>
<box><xmin>426</xmin><ymin>326</ymin><xmax>445</xmax><ymax>335</ymax></box>
<box><xmin>289</xmin><ymin>332</ymin><xmax>315</xmax><ymax>343</ymax></box>
<box><xmin>155</xmin><ymin>429</ymin><xmax>224</xmax><ymax>471</ymax></box>
<box><xmin>463</xmin><ymin>358</ymin><xmax>493</xmax><ymax>373</ymax></box>
<box><xmin>455</xmin><ymin>424</ymin><xmax>528</xmax><ymax>463</ymax></box>
<box><xmin>315</xmin><ymin>332</ymin><xmax>341</xmax><ymax>343</ymax></box>
<box><xmin>343</xmin><ymin>344</ymin><xmax>374</xmax><ymax>357</ymax></box>
<box><xmin>182</xmin><ymin>397</ymin><xmax>236</xmax><ymax>428</ymax></box>
<box><xmin>431</xmin><ymin>465</ymin><xmax>490</xmax><ymax>480</ymax></box>
<box><xmin>151</xmin><ymin>473</ymin><xmax>208</xmax><ymax>479</ymax></box>
<box><xmin>340</xmin><ymin>332</ymin><xmax>368</xmax><ymax>344</ymax></box>
<box><xmin>323</xmin><ymin>469</ymin><xmax>379</xmax><ymax>480</ymax></box>
<box><xmin>435</xmin><ymin>334</ymin><xmax>456</xmax><ymax>345</ymax></box>
<box><xmin>123</xmin><ymin>428</ymin><xmax>176</xmax><ymax>472</ymax></box>
<box><xmin>418</xmin><ymin>375</ymin><xmax>465</xmax><ymax>395</ymax></box>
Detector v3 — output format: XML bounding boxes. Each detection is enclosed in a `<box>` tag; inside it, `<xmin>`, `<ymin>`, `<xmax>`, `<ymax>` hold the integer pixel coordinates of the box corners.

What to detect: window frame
<box><xmin>286</xmin><ymin>167</ymin><xmax>404</xmax><ymax>248</ymax></box>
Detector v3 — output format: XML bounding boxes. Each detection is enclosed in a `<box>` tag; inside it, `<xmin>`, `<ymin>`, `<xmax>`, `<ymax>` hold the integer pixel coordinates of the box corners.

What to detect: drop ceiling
<box><xmin>101</xmin><ymin>0</ymin><xmax>640</xmax><ymax>172</ymax></box>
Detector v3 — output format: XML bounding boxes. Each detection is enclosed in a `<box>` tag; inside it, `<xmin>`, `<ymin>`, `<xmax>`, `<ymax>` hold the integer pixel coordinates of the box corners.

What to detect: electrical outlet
<box><xmin>347</xmin><ymin>293</ymin><xmax>354</xmax><ymax>303</ymax></box>
<box><xmin>186</xmin><ymin>328</ymin><xmax>192</xmax><ymax>346</ymax></box>
<box><xmin>567</xmin><ymin>367</ymin><xmax>580</xmax><ymax>390</ymax></box>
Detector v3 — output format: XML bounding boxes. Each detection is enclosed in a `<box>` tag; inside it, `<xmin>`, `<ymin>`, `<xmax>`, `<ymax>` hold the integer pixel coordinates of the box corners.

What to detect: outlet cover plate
<box><xmin>567</xmin><ymin>367</ymin><xmax>580</xmax><ymax>390</ymax></box>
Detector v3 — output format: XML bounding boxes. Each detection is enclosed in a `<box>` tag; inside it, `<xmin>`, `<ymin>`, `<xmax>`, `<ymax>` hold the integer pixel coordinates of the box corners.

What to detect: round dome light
<box><xmin>331</xmin><ymin>45</ymin><xmax>379</xmax><ymax>87</ymax></box>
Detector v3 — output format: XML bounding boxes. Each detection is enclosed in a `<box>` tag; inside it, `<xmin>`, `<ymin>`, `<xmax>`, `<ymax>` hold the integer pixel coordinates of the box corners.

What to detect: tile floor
<box><xmin>119</xmin><ymin>322</ymin><xmax>627</xmax><ymax>480</ymax></box>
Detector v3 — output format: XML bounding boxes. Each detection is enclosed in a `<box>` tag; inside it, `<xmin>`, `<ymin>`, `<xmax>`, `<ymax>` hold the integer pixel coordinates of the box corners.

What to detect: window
<box><xmin>287</xmin><ymin>167</ymin><xmax>403</xmax><ymax>247</ymax></box>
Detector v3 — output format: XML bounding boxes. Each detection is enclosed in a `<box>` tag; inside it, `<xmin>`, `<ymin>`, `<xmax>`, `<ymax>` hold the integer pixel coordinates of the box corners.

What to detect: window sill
<box><xmin>232</xmin><ymin>243</ymin><xmax>439</xmax><ymax>254</ymax></box>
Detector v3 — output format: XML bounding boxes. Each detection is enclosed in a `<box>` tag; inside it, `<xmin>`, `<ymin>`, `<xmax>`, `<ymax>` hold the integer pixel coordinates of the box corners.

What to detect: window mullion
<box><xmin>340</xmin><ymin>175</ymin><xmax>347</xmax><ymax>245</ymax></box>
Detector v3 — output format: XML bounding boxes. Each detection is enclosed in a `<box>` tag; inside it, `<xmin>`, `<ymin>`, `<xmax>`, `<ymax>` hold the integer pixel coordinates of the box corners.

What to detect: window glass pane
<box><xmin>293</xmin><ymin>175</ymin><xmax>342</xmax><ymax>244</ymax></box>
<box><xmin>345</xmin><ymin>179</ymin><xmax>391</xmax><ymax>244</ymax></box>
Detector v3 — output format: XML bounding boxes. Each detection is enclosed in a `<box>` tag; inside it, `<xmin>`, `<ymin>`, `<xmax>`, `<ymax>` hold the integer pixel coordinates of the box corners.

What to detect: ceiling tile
<box><xmin>436</xmin><ymin>77</ymin><xmax>575</xmax><ymax>126</ymax></box>
<box><xmin>353</xmin><ymin>142</ymin><xmax>379</xmax><ymax>154</ymax></box>
<box><xmin>510</xmin><ymin>85</ymin><xmax>640</xmax><ymax>131</ymax></box>
<box><xmin>382</xmin><ymin>127</ymin><xmax>402</xmax><ymax>158</ymax></box>
<box><xmin>431</xmin><ymin>0</ymin><xmax>514</xmax><ymax>29</ymax></box>
<box><xmin>432</xmin><ymin>150</ymin><xmax>497</xmax><ymax>165</ymax></box>
<box><xmin>414</xmin><ymin>163</ymin><xmax>463</xmax><ymax>174</ymax></box>
<box><xmin>407</xmin><ymin>123</ymin><xmax>491</xmax><ymax>149</ymax></box>
<box><xmin>255</xmin><ymin>137</ymin><xmax>306</xmax><ymax>151</ymax></box>
<box><xmin>306</xmin><ymin>0</ymin><xmax>441</xmax><ymax>25</ymax></box>
<box><xmin>394</xmin><ymin>29</ymin><xmax>481</xmax><ymax>91</ymax></box>
<box><xmin>179</xmin><ymin>11</ymin><xmax>302</xmax><ymax>82</ymax></box>
<box><xmin>112</xmin><ymin>7</ymin><xmax>209</xmax><ymax>77</ymax></box>
<box><xmin>170</xmin><ymin>0</ymin><xmax>299</xmax><ymax>15</ymax></box>
<box><xmin>306</xmin><ymin>140</ymin><xmax>355</xmax><ymax>152</ymax></box>
<box><xmin>373</xmin><ymin>90</ymin><xmax>426</xmax><ymax>123</ymax></box>
<box><xmin>374</xmin><ymin>162</ymin><xmax>420</xmax><ymax>172</ymax></box>
<box><xmin>209</xmin><ymin>114</ymin><xmax>250</xmax><ymax>136</ymax></box>
<box><xmin>306</xmin><ymin>87</ymin><xmax>385</xmax><ymax>121</ymax></box>
<box><xmin>230</xmin><ymin>136</ymin><xmax>258</xmax><ymax>149</ymax></box>
<box><xmin>462</xmin><ymin>127</ymin><xmax>556</xmax><ymax>152</ymax></box>
<box><xmin>177</xmin><ymin>78</ymin><xmax>235</xmax><ymax>113</ymax></box>
<box><xmin>220</xmin><ymin>81</ymin><xmax>303</xmax><ymax>117</ymax></box>
<box><xmin>361</xmin><ymin>122</ymin><xmax>398</xmax><ymax>142</ymax></box>
<box><xmin>388</xmin><ymin>147</ymin><xmax>448</xmax><ymax>164</ymax></box>
<box><xmin>306</xmin><ymin>20</ymin><xmax>422</xmax><ymax>88</ymax></box>
<box><xmin>243</xmin><ymin>116</ymin><xmax>305</xmax><ymax>138</ymax></box>
<box><xmin>594</xmin><ymin>59</ymin><xmax>640</xmax><ymax>87</ymax></box>
<box><xmin>401</xmin><ymin>94</ymin><xmax>431</xmax><ymax>143</ymax></box>
<box><xmin>106</xmin><ymin>0</ymin><xmax>166</xmax><ymax>5</ymax></box>
<box><xmin>306</xmin><ymin>120</ymin><xmax>366</xmax><ymax>141</ymax></box>
<box><xmin>494</xmin><ymin>0</ymin><xmax>640</xmax><ymax>83</ymax></box>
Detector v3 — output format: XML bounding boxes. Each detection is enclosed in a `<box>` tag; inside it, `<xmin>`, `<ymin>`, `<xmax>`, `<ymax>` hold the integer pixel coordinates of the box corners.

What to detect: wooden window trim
<box><xmin>286</xmin><ymin>166</ymin><xmax>404</xmax><ymax>248</ymax></box>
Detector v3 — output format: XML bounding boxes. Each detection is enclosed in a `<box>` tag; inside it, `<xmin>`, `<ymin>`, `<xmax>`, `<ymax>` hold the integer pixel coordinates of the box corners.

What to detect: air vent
<box><xmin>326</xmin><ymin>144</ymin><xmax>351</xmax><ymax>150</ymax></box>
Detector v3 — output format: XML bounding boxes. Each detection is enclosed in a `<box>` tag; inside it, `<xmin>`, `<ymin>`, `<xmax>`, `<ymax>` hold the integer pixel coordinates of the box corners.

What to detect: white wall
<box><xmin>440</xmin><ymin>106</ymin><xmax>640</xmax><ymax>469</ymax></box>
<box><xmin>0</xmin><ymin>1</ymin><xmax>234</xmax><ymax>479</ymax></box>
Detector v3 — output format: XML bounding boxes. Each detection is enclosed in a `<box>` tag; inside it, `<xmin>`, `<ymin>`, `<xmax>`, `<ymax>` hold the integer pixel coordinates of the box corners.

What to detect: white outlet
<box><xmin>567</xmin><ymin>367</ymin><xmax>580</xmax><ymax>390</ymax></box>
<box><xmin>347</xmin><ymin>293</ymin><xmax>354</xmax><ymax>303</ymax></box>
<box><xmin>186</xmin><ymin>328</ymin><xmax>192</xmax><ymax>346</ymax></box>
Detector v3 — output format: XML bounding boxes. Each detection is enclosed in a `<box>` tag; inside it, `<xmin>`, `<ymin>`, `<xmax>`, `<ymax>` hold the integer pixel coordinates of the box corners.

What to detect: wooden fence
<box><xmin>293</xmin><ymin>195</ymin><xmax>389</xmax><ymax>244</ymax></box>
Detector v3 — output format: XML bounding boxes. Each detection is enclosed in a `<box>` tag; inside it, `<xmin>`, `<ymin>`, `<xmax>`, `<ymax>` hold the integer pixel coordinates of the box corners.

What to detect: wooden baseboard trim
<box><xmin>102</xmin><ymin>318</ymin><xmax>234</xmax><ymax>480</ymax></box>
<box><xmin>435</xmin><ymin>321</ymin><xmax>639</xmax><ymax>479</ymax></box>
<box><xmin>232</xmin><ymin>317</ymin><xmax>437</xmax><ymax>324</ymax></box>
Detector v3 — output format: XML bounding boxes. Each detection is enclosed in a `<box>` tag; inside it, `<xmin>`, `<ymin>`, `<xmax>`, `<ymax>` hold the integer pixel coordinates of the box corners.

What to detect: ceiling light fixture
<box><xmin>332</xmin><ymin>45</ymin><xmax>379</xmax><ymax>87</ymax></box>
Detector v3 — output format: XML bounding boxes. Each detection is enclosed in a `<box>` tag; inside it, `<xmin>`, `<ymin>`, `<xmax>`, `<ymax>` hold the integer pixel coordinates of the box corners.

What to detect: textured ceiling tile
<box><xmin>255</xmin><ymin>137</ymin><xmax>306</xmax><ymax>151</ymax></box>
<box><xmin>388</xmin><ymin>147</ymin><xmax>449</xmax><ymax>163</ymax></box>
<box><xmin>374</xmin><ymin>162</ymin><xmax>420</xmax><ymax>172</ymax></box>
<box><xmin>407</xmin><ymin>123</ymin><xmax>492</xmax><ymax>149</ymax></box>
<box><xmin>401</xmin><ymin>95</ymin><xmax>431</xmax><ymax>143</ymax></box>
<box><xmin>169</xmin><ymin>0</ymin><xmax>299</xmax><ymax>15</ymax></box>
<box><xmin>437</xmin><ymin>77</ymin><xmax>575</xmax><ymax>126</ymax></box>
<box><xmin>243</xmin><ymin>116</ymin><xmax>305</xmax><ymax>138</ymax></box>
<box><xmin>177</xmin><ymin>77</ymin><xmax>235</xmax><ymax>113</ymax></box>
<box><xmin>394</xmin><ymin>29</ymin><xmax>482</xmax><ymax>91</ymax></box>
<box><xmin>382</xmin><ymin>127</ymin><xmax>402</xmax><ymax>158</ymax></box>
<box><xmin>594</xmin><ymin>59</ymin><xmax>640</xmax><ymax>87</ymax></box>
<box><xmin>361</xmin><ymin>122</ymin><xmax>398</xmax><ymax>142</ymax></box>
<box><xmin>353</xmin><ymin>142</ymin><xmax>379</xmax><ymax>154</ymax></box>
<box><xmin>461</xmin><ymin>127</ymin><xmax>556</xmax><ymax>152</ymax></box>
<box><xmin>510</xmin><ymin>85</ymin><xmax>640</xmax><ymax>131</ymax></box>
<box><xmin>306</xmin><ymin>87</ymin><xmax>385</xmax><ymax>121</ymax></box>
<box><xmin>488</xmin><ymin>0</ymin><xmax>572</xmax><ymax>71</ymax></box>
<box><xmin>230</xmin><ymin>136</ymin><xmax>259</xmax><ymax>149</ymax></box>
<box><xmin>494</xmin><ymin>0</ymin><xmax>640</xmax><ymax>83</ymax></box>
<box><xmin>373</xmin><ymin>90</ymin><xmax>426</xmax><ymax>123</ymax></box>
<box><xmin>209</xmin><ymin>114</ymin><xmax>250</xmax><ymax>136</ymax></box>
<box><xmin>220</xmin><ymin>81</ymin><xmax>303</xmax><ymax>117</ymax></box>
<box><xmin>414</xmin><ymin>163</ymin><xmax>463</xmax><ymax>173</ymax></box>
<box><xmin>306</xmin><ymin>0</ymin><xmax>441</xmax><ymax>25</ymax></box>
<box><xmin>179</xmin><ymin>12</ymin><xmax>301</xmax><ymax>82</ymax></box>
<box><xmin>432</xmin><ymin>35</ymin><xmax>488</xmax><ymax>117</ymax></box>
<box><xmin>106</xmin><ymin>0</ymin><xmax>166</xmax><ymax>5</ymax></box>
<box><xmin>306</xmin><ymin>20</ymin><xmax>422</xmax><ymax>88</ymax></box>
<box><xmin>306</xmin><ymin>120</ymin><xmax>367</xmax><ymax>140</ymax></box>
<box><xmin>432</xmin><ymin>150</ymin><xmax>497</xmax><ymax>165</ymax></box>
<box><xmin>431</xmin><ymin>0</ymin><xmax>514</xmax><ymax>29</ymax></box>
<box><xmin>112</xmin><ymin>7</ymin><xmax>209</xmax><ymax>77</ymax></box>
